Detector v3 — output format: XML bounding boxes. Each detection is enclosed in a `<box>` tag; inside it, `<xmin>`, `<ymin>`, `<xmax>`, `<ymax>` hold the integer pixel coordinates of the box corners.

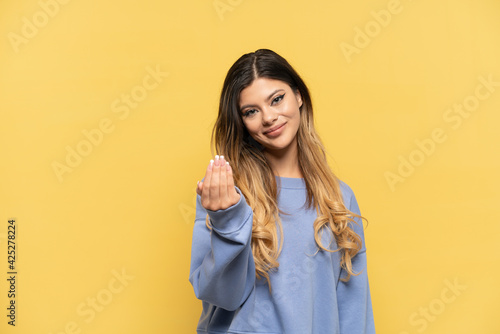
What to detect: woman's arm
<box><xmin>189</xmin><ymin>186</ymin><xmax>255</xmax><ymax>311</ymax></box>
<box><xmin>189</xmin><ymin>157</ymin><xmax>256</xmax><ymax>311</ymax></box>
<box><xmin>336</xmin><ymin>182</ymin><xmax>376</xmax><ymax>333</ymax></box>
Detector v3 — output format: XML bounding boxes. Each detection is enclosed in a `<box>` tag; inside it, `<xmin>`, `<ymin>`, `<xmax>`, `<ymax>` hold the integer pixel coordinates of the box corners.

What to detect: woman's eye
<box><xmin>243</xmin><ymin>109</ymin><xmax>257</xmax><ymax>117</ymax></box>
<box><xmin>272</xmin><ymin>93</ymin><xmax>285</xmax><ymax>105</ymax></box>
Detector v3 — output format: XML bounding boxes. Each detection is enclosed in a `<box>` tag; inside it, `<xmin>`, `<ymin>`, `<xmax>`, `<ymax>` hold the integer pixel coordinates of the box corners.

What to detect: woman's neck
<box><xmin>264</xmin><ymin>138</ymin><xmax>303</xmax><ymax>178</ymax></box>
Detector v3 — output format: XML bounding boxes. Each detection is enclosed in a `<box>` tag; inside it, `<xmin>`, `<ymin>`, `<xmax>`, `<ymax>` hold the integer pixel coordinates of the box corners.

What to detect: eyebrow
<box><xmin>239</xmin><ymin>89</ymin><xmax>285</xmax><ymax>112</ymax></box>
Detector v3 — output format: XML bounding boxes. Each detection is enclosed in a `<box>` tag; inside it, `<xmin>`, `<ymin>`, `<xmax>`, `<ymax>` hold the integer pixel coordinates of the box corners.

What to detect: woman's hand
<box><xmin>196</xmin><ymin>155</ymin><xmax>241</xmax><ymax>211</ymax></box>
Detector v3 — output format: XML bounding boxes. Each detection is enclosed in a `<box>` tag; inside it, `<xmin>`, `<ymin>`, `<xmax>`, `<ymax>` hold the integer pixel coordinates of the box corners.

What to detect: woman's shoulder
<box><xmin>337</xmin><ymin>178</ymin><xmax>356</xmax><ymax>208</ymax></box>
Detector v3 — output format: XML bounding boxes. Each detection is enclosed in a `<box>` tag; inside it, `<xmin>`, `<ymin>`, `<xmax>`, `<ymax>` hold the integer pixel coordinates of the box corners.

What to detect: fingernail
<box><xmin>209</xmin><ymin>160</ymin><xmax>214</xmax><ymax>169</ymax></box>
<box><xmin>220</xmin><ymin>155</ymin><xmax>224</xmax><ymax>160</ymax></box>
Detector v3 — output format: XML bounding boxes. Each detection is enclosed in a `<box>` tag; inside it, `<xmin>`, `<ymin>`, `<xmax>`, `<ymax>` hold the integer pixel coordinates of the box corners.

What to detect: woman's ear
<box><xmin>294</xmin><ymin>89</ymin><xmax>303</xmax><ymax>108</ymax></box>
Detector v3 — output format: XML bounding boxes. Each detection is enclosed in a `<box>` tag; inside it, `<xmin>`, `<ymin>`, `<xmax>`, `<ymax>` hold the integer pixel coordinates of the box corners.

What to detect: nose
<box><xmin>261</xmin><ymin>106</ymin><xmax>278</xmax><ymax>124</ymax></box>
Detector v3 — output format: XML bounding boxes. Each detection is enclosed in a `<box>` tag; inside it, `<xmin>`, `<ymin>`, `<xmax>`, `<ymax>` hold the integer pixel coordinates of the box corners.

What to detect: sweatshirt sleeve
<box><xmin>188</xmin><ymin>185</ymin><xmax>256</xmax><ymax>311</ymax></box>
<box><xmin>336</xmin><ymin>183</ymin><xmax>376</xmax><ymax>333</ymax></box>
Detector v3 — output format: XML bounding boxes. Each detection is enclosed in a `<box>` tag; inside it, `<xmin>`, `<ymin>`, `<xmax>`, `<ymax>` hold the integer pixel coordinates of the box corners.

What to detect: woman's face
<box><xmin>238</xmin><ymin>77</ymin><xmax>302</xmax><ymax>154</ymax></box>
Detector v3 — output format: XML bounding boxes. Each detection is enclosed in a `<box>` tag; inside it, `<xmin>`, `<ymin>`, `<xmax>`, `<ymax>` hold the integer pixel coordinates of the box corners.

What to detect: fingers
<box><xmin>226</xmin><ymin>159</ymin><xmax>236</xmax><ymax>193</ymax></box>
<box><xmin>200</xmin><ymin>159</ymin><xmax>213</xmax><ymax>206</ymax></box>
<box><xmin>199</xmin><ymin>154</ymin><xmax>239</xmax><ymax>211</ymax></box>
<box><xmin>210</xmin><ymin>155</ymin><xmax>221</xmax><ymax>202</ymax></box>
<box><xmin>219</xmin><ymin>155</ymin><xmax>228</xmax><ymax>203</ymax></box>
<box><xmin>226</xmin><ymin>162</ymin><xmax>240</xmax><ymax>203</ymax></box>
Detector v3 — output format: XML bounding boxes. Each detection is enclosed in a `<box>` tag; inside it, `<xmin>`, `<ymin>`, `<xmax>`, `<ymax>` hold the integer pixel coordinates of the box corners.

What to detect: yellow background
<box><xmin>1</xmin><ymin>0</ymin><xmax>499</xmax><ymax>333</ymax></box>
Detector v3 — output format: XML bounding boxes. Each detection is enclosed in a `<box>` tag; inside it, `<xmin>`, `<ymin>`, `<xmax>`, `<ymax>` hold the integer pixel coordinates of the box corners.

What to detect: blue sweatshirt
<box><xmin>189</xmin><ymin>176</ymin><xmax>376</xmax><ymax>333</ymax></box>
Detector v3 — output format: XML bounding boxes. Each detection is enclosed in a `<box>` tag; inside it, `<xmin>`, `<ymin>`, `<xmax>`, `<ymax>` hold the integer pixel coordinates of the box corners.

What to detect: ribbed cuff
<box><xmin>206</xmin><ymin>186</ymin><xmax>252</xmax><ymax>234</ymax></box>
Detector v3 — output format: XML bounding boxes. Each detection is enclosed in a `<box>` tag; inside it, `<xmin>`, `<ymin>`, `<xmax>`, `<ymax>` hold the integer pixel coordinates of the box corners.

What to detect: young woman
<box><xmin>189</xmin><ymin>49</ymin><xmax>375</xmax><ymax>333</ymax></box>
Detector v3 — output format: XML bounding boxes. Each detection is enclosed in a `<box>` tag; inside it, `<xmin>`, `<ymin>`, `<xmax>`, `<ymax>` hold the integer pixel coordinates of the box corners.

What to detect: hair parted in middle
<box><xmin>206</xmin><ymin>48</ymin><xmax>368</xmax><ymax>287</ymax></box>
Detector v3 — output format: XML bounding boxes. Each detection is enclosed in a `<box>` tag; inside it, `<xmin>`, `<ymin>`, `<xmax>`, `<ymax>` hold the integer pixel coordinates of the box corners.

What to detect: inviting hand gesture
<box><xmin>196</xmin><ymin>155</ymin><xmax>241</xmax><ymax>211</ymax></box>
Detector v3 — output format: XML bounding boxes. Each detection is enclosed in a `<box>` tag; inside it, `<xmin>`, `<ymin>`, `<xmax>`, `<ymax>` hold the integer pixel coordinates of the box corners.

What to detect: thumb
<box><xmin>196</xmin><ymin>180</ymin><xmax>203</xmax><ymax>196</ymax></box>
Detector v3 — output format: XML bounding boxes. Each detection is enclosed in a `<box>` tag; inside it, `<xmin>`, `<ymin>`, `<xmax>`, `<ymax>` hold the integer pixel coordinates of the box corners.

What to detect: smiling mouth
<box><xmin>264</xmin><ymin>123</ymin><xmax>286</xmax><ymax>134</ymax></box>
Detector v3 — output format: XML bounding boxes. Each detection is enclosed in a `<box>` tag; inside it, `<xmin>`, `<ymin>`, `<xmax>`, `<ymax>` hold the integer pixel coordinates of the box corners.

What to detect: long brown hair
<box><xmin>207</xmin><ymin>49</ymin><xmax>368</xmax><ymax>286</ymax></box>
